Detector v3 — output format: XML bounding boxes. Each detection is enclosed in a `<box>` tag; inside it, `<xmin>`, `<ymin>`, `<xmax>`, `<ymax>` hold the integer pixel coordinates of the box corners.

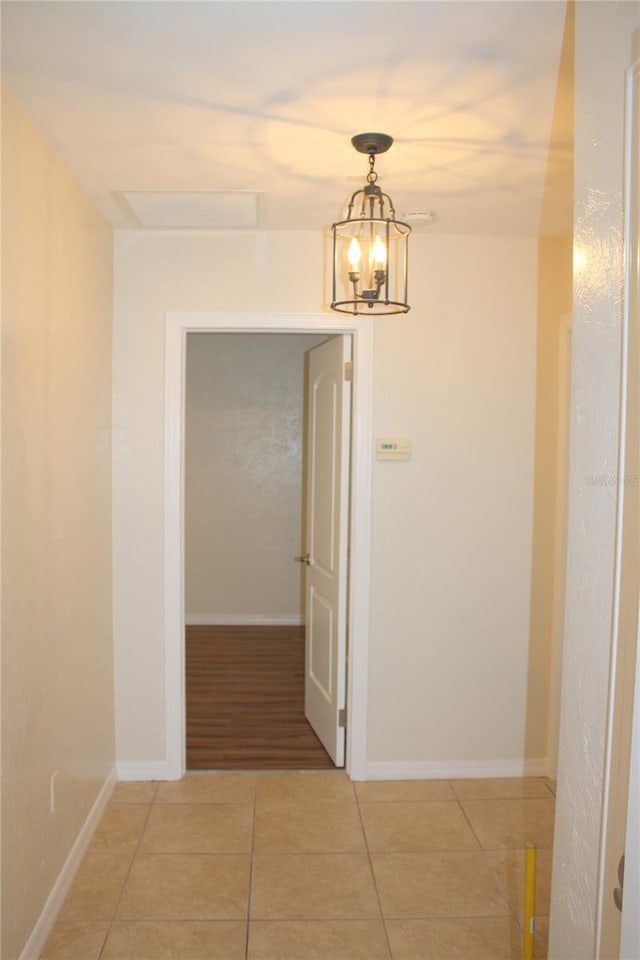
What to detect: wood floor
<box><xmin>186</xmin><ymin>624</ymin><xmax>335</xmax><ymax>770</ymax></box>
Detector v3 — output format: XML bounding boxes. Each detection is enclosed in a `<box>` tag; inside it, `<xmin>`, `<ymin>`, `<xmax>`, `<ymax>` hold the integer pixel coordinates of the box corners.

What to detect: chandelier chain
<box><xmin>366</xmin><ymin>153</ymin><xmax>378</xmax><ymax>183</ymax></box>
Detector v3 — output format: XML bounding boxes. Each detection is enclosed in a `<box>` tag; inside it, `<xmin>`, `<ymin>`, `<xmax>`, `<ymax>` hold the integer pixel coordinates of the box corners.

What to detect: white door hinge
<box><xmin>344</xmin><ymin>361</ymin><xmax>353</xmax><ymax>382</ymax></box>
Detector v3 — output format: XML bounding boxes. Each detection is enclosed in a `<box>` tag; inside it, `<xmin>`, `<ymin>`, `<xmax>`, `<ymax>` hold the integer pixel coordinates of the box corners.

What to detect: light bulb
<box><xmin>348</xmin><ymin>237</ymin><xmax>361</xmax><ymax>269</ymax></box>
<box><xmin>373</xmin><ymin>235</ymin><xmax>387</xmax><ymax>269</ymax></box>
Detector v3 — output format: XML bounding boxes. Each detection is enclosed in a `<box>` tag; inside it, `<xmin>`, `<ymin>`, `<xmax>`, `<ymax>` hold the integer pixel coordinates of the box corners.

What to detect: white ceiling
<box><xmin>1</xmin><ymin>0</ymin><xmax>571</xmax><ymax>235</ymax></box>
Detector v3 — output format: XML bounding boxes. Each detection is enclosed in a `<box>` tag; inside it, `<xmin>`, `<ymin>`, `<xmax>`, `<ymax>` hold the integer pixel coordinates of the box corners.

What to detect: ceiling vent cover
<box><xmin>119</xmin><ymin>190</ymin><xmax>260</xmax><ymax>229</ymax></box>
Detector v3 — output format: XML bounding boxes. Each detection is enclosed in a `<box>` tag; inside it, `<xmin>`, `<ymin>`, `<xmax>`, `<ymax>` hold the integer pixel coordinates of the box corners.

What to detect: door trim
<box><xmin>596</xmin><ymin>54</ymin><xmax>640</xmax><ymax>958</ymax></box>
<box><xmin>163</xmin><ymin>312</ymin><xmax>373</xmax><ymax>780</ymax></box>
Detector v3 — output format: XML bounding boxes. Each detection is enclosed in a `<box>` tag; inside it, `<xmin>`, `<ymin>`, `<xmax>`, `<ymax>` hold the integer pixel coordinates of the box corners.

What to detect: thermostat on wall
<box><xmin>376</xmin><ymin>437</ymin><xmax>412</xmax><ymax>461</ymax></box>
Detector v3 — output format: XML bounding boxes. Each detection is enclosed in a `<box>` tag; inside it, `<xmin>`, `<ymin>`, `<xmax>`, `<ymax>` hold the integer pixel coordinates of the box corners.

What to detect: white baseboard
<box><xmin>20</xmin><ymin>765</ymin><xmax>117</xmax><ymax>960</ymax></box>
<box><xmin>116</xmin><ymin>760</ymin><xmax>171</xmax><ymax>781</ymax></box>
<box><xmin>185</xmin><ymin>614</ymin><xmax>303</xmax><ymax>626</ymax></box>
<box><xmin>363</xmin><ymin>757</ymin><xmax>549</xmax><ymax>781</ymax></box>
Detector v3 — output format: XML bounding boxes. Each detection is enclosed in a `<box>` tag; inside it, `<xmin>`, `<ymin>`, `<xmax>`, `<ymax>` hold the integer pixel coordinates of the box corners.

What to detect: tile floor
<box><xmin>41</xmin><ymin>773</ymin><xmax>555</xmax><ymax>960</ymax></box>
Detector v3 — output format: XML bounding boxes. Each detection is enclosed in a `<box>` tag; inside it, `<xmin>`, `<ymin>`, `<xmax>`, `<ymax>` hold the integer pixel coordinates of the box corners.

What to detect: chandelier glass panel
<box><xmin>331</xmin><ymin>133</ymin><xmax>411</xmax><ymax>315</ymax></box>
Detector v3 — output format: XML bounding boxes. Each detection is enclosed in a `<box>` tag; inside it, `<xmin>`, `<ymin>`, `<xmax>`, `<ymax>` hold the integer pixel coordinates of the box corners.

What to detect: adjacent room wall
<box><xmin>113</xmin><ymin>228</ymin><xmax>538</xmax><ymax>774</ymax></box>
<box><xmin>1</xmin><ymin>89</ymin><xmax>114</xmax><ymax>959</ymax></box>
<box><xmin>526</xmin><ymin>0</ymin><xmax>574</xmax><ymax>778</ymax></box>
<box><xmin>549</xmin><ymin>2</ymin><xmax>640</xmax><ymax>956</ymax></box>
<box><xmin>185</xmin><ymin>332</ymin><xmax>324</xmax><ymax>622</ymax></box>
<box><xmin>528</xmin><ymin>236</ymin><xmax>572</xmax><ymax>777</ymax></box>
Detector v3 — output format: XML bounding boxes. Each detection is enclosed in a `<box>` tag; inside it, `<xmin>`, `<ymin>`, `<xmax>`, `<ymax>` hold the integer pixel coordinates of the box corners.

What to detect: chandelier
<box><xmin>331</xmin><ymin>133</ymin><xmax>411</xmax><ymax>315</ymax></box>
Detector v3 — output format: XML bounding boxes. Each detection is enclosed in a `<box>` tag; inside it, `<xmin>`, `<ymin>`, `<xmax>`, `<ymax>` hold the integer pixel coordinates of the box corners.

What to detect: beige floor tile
<box><xmin>111</xmin><ymin>781</ymin><xmax>158</xmax><ymax>804</ymax></box>
<box><xmin>116</xmin><ymin>853</ymin><xmax>250</xmax><ymax>920</ymax></box>
<box><xmin>371</xmin><ymin>852</ymin><xmax>510</xmax><ymax>918</ymax></box>
<box><xmin>87</xmin><ymin>804</ymin><xmax>149</xmax><ymax>854</ymax></box>
<box><xmin>360</xmin><ymin>801</ymin><xmax>479</xmax><ymax>852</ymax></box>
<box><xmin>451</xmin><ymin>778</ymin><xmax>554</xmax><ymax>800</ymax></box>
<box><xmin>254</xmin><ymin>801</ymin><xmax>365</xmax><ymax>853</ymax></box>
<box><xmin>155</xmin><ymin>773</ymin><xmax>257</xmax><ymax>804</ymax></box>
<box><xmin>57</xmin><ymin>854</ymin><xmax>132</xmax><ymax>921</ymax></box>
<box><xmin>248</xmin><ymin>920</ymin><xmax>390</xmax><ymax>959</ymax></box>
<box><xmin>251</xmin><ymin>854</ymin><xmax>380</xmax><ymax>920</ymax></box>
<box><xmin>139</xmin><ymin>803</ymin><xmax>253</xmax><ymax>854</ymax></box>
<box><xmin>485</xmin><ymin>848</ymin><xmax>553</xmax><ymax>920</ymax></box>
<box><xmin>355</xmin><ymin>780</ymin><xmax>454</xmax><ymax>802</ymax></box>
<box><xmin>257</xmin><ymin>772</ymin><xmax>355</xmax><ymax>803</ymax></box>
<box><xmin>461</xmin><ymin>798</ymin><xmax>556</xmax><ymax>849</ymax></box>
<box><xmin>101</xmin><ymin>920</ymin><xmax>246</xmax><ymax>959</ymax></box>
<box><xmin>385</xmin><ymin>917</ymin><xmax>521</xmax><ymax>959</ymax></box>
<box><xmin>40</xmin><ymin>921</ymin><xmax>108</xmax><ymax>959</ymax></box>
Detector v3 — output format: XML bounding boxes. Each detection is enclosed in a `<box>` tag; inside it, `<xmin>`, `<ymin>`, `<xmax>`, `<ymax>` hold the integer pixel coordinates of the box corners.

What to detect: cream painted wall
<box><xmin>185</xmin><ymin>332</ymin><xmax>324</xmax><ymax>621</ymax></box>
<box><xmin>113</xmin><ymin>231</ymin><xmax>326</xmax><ymax>763</ymax></box>
<box><xmin>366</xmin><ymin>236</ymin><xmax>537</xmax><ymax>769</ymax></box>
<box><xmin>113</xmin><ymin>229</ymin><xmax>538</xmax><ymax>771</ymax></box>
<box><xmin>1</xmin><ymin>90</ymin><xmax>114</xmax><ymax>958</ymax></box>
<box><xmin>549</xmin><ymin>2</ymin><xmax>640</xmax><ymax>957</ymax></box>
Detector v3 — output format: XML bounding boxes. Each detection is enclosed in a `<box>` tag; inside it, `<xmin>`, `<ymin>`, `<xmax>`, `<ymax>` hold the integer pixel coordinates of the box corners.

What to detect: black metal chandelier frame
<box><xmin>331</xmin><ymin>133</ymin><xmax>411</xmax><ymax>316</ymax></box>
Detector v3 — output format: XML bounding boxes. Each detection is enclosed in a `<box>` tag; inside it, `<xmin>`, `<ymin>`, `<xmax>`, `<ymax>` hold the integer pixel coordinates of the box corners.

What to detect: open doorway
<box><xmin>183</xmin><ymin>332</ymin><xmax>337</xmax><ymax>769</ymax></box>
<box><xmin>163</xmin><ymin>311</ymin><xmax>373</xmax><ymax>782</ymax></box>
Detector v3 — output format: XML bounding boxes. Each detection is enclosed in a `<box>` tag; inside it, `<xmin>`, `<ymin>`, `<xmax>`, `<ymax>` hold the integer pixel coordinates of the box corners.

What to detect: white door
<box><xmin>302</xmin><ymin>336</ymin><xmax>351</xmax><ymax>766</ymax></box>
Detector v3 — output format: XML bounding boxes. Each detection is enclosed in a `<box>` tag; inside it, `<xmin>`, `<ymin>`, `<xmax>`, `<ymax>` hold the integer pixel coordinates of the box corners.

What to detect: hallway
<box><xmin>41</xmin><ymin>773</ymin><xmax>554</xmax><ymax>959</ymax></box>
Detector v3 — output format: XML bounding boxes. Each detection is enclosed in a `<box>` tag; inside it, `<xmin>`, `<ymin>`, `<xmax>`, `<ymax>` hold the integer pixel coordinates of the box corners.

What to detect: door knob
<box><xmin>294</xmin><ymin>553</ymin><xmax>312</xmax><ymax>566</ymax></box>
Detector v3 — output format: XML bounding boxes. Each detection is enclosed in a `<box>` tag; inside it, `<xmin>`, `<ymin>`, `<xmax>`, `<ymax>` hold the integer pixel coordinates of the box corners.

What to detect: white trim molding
<box><xmin>619</xmin><ymin>52</ymin><xmax>640</xmax><ymax>960</ymax></box>
<box><xmin>19</xmin><ymin>767</ymin><xmax>116</xmax><ymax>960</ymax></box>
<box><xmin>116</xmin><ymin>761</ymin><xmax>170</xmax><ymax>781</ymax></box>
<box><xmin>185</xmin><ymin>614</ymin><xmax>304</xmax><ymax>627</ymax></box>
<box><xmin>164</xmin><ymin>312</ymin><xmax>374</xmax><ymax>781</ymax></box>
<box><xmin>364</xmin><ymin>758</ymin><xmax>549</xmax><ymax>781</ymax></box>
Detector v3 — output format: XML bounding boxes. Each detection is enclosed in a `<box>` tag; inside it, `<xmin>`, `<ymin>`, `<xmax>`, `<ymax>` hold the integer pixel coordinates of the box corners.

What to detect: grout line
<box><xmin>451</xmin><ymin>791</ymin><xmax>527</xmax><ymax>942</ymax></box>
<box><xmin>371</xmin><ymin>912</ymin><xmax>519</xmax><ymax>919</ymax></box>
<box><xmin>94</xmin><ymin>923</ymin><xmax>110</xmax><ymax>960</ymax></box>
<box><xmin>244</xmin><ymin>773</ymin><xmax>259</xmax><ymax>960</ymax></box>
<box><xmin>454</xmin><ymin>792</ymin><xmax>484</xmax><ymax>853</ymax></box>
<box><xmin>447</xmin><ymin>778</ymin><xmax>460</xmax><ymax>801</ymax></box>
<box><xmin>96</xmin><ymin>795</ymin><xmax>157</xmax><ymax>960</ymax></box>
<box><xmin>354</xmin><ymin>794</ymin><xmax>393</xmax><ymax>959</ymax></box>
<box><xmin>483</xmin><ymin>849</ymin><xmax>524</xmax><ymax>927</ymax></box>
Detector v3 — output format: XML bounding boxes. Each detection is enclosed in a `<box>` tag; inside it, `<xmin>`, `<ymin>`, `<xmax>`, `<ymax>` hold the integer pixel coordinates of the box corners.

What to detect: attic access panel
<box><xmin>119</xmin><ymin>190</ymin><xmax>260</xmax><ymax>229</ymax></box>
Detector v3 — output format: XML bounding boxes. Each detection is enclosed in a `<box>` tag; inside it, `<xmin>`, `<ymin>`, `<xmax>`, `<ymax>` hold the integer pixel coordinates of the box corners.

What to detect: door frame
<box><xmin>596</xmin><ymin>52</ymin><xmax>640</xmax><ymax>958</ymax></box>
<box><xmin>619</xmin><ymin>47</ymin><xmax>640</xmax><ymax>960</ymax></box>
<box><xmin>163</xmin><ymin>311</ymin><xmax>373</xmax><ymax>780</ymax></box>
